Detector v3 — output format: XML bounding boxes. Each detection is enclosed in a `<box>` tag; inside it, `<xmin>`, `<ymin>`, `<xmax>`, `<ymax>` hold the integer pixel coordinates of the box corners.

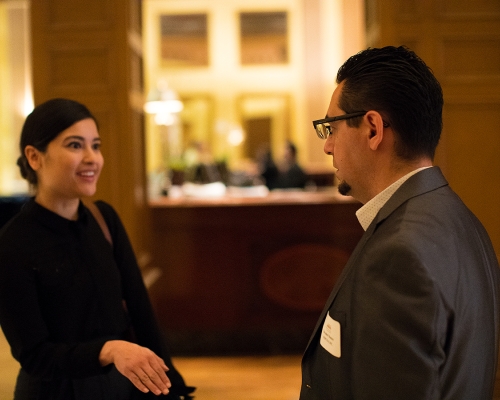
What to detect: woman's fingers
<box><xmin>138</xmin><ymin>361</ymin><xmax>171</xmax><ymax>395</ymax></box>
<box><xmin>130</xmin><ymin>372</ymin><xmax>152</xmax><ymax>394</ymax></box>
<box><xmin>102</xmin><ymin>340</ymin><xmax>172</xmax><ymax>396</ymax></box>
<box><xmin>129</xmin><ymin>366</ymin><xmax>171</xmax><ymax>395</ymax></box>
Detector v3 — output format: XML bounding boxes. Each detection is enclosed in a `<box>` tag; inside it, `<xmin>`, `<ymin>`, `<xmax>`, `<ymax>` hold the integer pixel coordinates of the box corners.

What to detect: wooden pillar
<box><xmin>30</xmin><ymin>0</ymin><xmax>152</xmax><ymax>263</ymax></box>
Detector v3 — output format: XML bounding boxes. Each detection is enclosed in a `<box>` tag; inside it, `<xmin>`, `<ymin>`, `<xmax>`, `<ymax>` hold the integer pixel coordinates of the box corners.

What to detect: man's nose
<box><xmin>324</xmin><ymin>138</ymin><xmax>333</xmax><ymax>155</ymax></box>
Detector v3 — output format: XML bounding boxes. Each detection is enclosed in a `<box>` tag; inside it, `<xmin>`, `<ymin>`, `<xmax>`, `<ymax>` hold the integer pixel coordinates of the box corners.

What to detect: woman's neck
<box><xmin>34</xmin><ymin>193</ymin><xmax>80</xmax><ymax>220</ymax></box>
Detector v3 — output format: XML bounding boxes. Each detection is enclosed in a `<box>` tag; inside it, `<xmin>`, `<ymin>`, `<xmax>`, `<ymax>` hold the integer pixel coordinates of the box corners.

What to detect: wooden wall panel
<box><xmin>442</xmin><ymin>103</ymin><xmax>500</xmax><ymax>245</ymax></box>
<box><xmin>441</xmin><ymin>38</ymin><xmax>500</xmax><ymax>76</ymax></box>
<box><xmin>49</xmin><ymin>48</ymin><xmax>112</xmax><ymax>88</ymax></box>
<box><xmin>393</xmin><ymin>0</ymin><xmax>420</xmax><ymax>20</ymax></box>
<box><xmin>437</xmin><ymin>0</ymin><xmax>500</xmax><ymax>17</ymax></box>
<box><xmin>37</xmin><ymin>0</ymin><xmax>114</xmax><ymax>32</ymax></box>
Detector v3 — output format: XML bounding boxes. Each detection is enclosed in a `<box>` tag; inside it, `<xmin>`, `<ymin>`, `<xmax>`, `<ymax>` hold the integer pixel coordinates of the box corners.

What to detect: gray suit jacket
<box><xmin>300</xmin><ymin>167</ymin><xmax>500</xmax><ymax>399</ymax></box>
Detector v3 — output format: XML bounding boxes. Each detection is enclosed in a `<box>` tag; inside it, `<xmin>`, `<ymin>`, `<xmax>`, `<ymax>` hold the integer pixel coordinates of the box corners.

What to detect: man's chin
<box><xmin>337</xmin><ymin>181</ymin><xmax>351</xmax><ymax>196</ymax></box>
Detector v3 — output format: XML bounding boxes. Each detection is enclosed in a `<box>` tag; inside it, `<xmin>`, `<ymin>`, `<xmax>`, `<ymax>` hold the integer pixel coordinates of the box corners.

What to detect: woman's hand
<box><xmin>99</xmin><ymin>340</ymin><xmax>171</xmax><ymax>396</ymax></box>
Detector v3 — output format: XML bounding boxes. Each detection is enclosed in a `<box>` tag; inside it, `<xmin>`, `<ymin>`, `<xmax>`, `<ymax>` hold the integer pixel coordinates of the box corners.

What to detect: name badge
<box><xmin>320</xmin><ymin>312</ymin><xmax>341</xmax><ymax>358</ymax></box>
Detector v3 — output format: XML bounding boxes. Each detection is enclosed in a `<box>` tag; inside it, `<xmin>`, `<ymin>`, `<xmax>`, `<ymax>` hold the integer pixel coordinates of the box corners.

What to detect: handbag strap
<box><xmin>83</xmin><ymin>200</ymin><xmax>113</xmax><ymax>247</ymax></box>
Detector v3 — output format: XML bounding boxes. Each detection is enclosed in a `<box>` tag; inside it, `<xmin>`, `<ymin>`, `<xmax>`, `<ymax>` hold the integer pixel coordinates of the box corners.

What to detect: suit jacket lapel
<box><xmin>303</xmin><ymin>167</ymin><xmax>449</xmax><ymax>352</ymax></box>
<box><xmin>303</xmin><ymin>218</ymin><xmax>377</xmax><ymax>351</ymax></box>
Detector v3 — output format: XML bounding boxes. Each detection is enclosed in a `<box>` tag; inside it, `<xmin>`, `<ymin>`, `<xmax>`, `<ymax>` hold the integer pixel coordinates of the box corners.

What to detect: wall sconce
<box><xmin>144</xmin><ymin>83</ymin><xmax>183</xmax><ymax>125</ymax></box>
<box><xmin>227</xmin><ymin>126</ymin><xmax>245</xmax><ymax>147</ymax></box>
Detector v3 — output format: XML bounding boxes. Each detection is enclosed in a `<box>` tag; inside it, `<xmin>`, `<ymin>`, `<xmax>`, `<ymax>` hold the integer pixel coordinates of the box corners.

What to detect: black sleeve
<box><xmin>95</xmin><ymin>201</ymin><xmax>191</xmax><ymax>394</ymax></box>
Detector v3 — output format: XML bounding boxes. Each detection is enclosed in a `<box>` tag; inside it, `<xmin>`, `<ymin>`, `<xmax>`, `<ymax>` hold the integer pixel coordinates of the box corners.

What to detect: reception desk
<box><xmin>147</xmin><ymin>189</ymin><xmax>364</xmax><ymax>355</ymax></box>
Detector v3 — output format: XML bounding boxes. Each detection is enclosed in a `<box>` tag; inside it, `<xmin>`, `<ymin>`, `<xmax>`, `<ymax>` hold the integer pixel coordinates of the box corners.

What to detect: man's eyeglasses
<box><xmin>312</xmin><ymin>111</ymin><xmax>367</xmax><ymax>139</ymax></box>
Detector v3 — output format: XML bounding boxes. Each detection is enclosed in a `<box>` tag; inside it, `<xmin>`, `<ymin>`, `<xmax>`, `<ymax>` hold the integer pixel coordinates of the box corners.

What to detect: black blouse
<box><xmin>0</xmin><ymin>199</ymin><xmax>188</xmax><ymax>398</ymax></box>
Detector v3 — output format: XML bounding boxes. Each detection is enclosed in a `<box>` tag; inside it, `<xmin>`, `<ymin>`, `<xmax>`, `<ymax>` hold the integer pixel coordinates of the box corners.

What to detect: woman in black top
<box><xmin>0</xmin><ymin>99</ymin><xmax>194</xmax><ymax>399</ymax></box>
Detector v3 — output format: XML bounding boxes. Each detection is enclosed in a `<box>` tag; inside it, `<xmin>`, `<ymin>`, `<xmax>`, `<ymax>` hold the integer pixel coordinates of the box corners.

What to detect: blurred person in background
<box><xmin>259</xmin><ymin>141</ymin><xmax>308</xmax><ymax>190</ymax></box>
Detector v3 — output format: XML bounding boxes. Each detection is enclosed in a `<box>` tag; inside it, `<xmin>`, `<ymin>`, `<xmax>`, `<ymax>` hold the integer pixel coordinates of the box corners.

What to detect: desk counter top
<box><xmin>148</xmin><ymin>188</ymin><xmax>358</xmax><ymax>208</ymax></box>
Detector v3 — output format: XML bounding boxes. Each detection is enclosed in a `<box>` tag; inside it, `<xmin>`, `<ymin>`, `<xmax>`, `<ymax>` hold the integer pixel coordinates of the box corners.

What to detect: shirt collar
<box><xmin>355</xmin><ymin>167</ymin><xmax>431</xmax><ymax>231</ymax></box>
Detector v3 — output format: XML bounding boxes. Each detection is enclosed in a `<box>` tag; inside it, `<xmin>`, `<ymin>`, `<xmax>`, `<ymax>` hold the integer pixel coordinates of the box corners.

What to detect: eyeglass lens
<box><xmin>316</xmin><ymin>124</ymin><xmax>330</xmax><ymax>139</ymax></box>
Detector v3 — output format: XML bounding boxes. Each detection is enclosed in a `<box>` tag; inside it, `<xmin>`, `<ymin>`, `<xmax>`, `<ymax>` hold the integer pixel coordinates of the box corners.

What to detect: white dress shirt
<box><xmin>356</xmin><ymin>167</ymin><xmax>431</xmax><ymax>231</ymax></box>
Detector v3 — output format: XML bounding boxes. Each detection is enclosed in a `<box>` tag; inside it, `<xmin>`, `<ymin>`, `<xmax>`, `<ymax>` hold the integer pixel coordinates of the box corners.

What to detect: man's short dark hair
<box><xmin>336</xmin><ymin>46</ymin><xmax>443</xmax><ymax>160</ymax></box>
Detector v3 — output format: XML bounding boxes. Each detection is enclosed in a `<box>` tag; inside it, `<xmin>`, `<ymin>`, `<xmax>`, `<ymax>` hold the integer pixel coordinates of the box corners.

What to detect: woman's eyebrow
<box><xmin>62</xmin><ymin>135</ymin><xmax>101</xmax><ymax>142</ymax></box>
<box><xmin>62</xmin><ymin>135</ymin><xmax>84</xmax><ymax>142</ymax></box>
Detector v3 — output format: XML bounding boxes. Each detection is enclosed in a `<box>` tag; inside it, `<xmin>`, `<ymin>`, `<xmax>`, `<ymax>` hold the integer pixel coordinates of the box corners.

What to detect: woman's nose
<box><xmin>83</xmin><ymin>146</ymin><xmax>99</xmax><ymax>162</ymax></box>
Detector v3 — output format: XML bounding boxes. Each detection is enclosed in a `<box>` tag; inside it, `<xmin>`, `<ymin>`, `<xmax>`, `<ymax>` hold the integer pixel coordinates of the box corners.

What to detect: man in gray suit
<box><xmin>301</xmin><ymin>46</ymin><xmax>500</xmax><ymax>399</ymax></box>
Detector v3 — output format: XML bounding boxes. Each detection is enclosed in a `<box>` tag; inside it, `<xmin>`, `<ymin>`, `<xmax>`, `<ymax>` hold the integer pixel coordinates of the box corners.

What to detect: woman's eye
<box><xmin>68</xmin><ymin>141</ymin><xmax>82</xmax><ymax>149</ymax></box>
<box><xmin>92</xmin><ymin>142</ymin><xmax>101</xmax><ymax>151</ymax></box>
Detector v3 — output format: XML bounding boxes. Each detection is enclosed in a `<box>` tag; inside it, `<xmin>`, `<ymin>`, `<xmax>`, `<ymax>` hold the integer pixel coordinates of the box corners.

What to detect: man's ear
<box><xmin>24</xmin><ymin>145</ymin><xmax>42</xmax><ymax>171</ymax></box>
<box><xmin>365</xmin><ymin>111</ymin><xmax>386</xmax><ymax>151</ymax></box>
